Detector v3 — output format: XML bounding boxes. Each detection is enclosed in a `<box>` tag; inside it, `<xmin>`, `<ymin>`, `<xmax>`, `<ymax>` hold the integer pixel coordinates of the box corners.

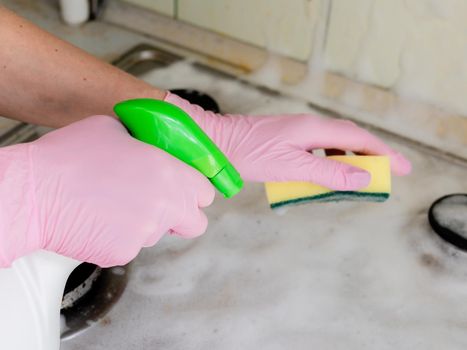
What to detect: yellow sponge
<box><xmin>265</xmin><ymin>156</ymin><xmax>391</xmax><ymax>209</ymax></box>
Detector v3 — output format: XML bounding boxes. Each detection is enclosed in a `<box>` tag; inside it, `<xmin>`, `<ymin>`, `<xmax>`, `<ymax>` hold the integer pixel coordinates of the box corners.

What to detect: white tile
<box><xmin>324</xmin><ymin>0</ymin><xmax>467</xmax><ymax>116</ymax></box>
<box><xmin>178</xmin><ymin>0</ymin><xmax>317</xmax><ymax>61</ymax></box>
<box><xmin>123</xmin><ymin>0</ymin><xmax>174</xmax><ymax>17</ymax></box>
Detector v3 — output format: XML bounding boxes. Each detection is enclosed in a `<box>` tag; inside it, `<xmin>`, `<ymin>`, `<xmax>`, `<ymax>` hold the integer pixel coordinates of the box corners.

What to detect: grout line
<box><xmin>321</xmin><ymin>0</ymin><xmax>333</xmax><ymax>54</ymax></box>
<box><xmin>173</xmin><ymin>0</ymin><xmax>178</xmax><ymax>20</ymax></box>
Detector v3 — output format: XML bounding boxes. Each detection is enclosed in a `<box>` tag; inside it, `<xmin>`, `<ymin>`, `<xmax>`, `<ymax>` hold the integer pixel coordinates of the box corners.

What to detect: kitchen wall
<box><xmin>123</xmin><ymin>0</ymin><xmax>317</xmax><ymax>61</ymax></box>
<box><xmin>110</xmin><ymin>0</ymin><xmax>467</xmax><ymax>158</ymax></box>
<box><xmin>325</xmin><ymin>0</ymin><xmax>467</xmax><ymax>117</ymax></box>
<box><xmin>123</xmin><ymin>0</ymin><xmax>174</xmax><ymax>17</ymax></box>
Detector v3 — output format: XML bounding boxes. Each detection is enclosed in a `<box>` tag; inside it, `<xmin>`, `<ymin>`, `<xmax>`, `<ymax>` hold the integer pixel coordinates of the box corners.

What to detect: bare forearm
<box><xmin>0</xmin><ymin>6</ymin><xmax>165</xmax><ymax>127</ymax></box>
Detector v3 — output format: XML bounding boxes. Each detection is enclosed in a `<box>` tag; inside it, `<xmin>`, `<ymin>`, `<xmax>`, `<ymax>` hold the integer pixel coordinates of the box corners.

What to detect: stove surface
<box><xmin>61</xmin><ymin>55</ymin><xmax>467</xmax><ymax>350</ymax></box>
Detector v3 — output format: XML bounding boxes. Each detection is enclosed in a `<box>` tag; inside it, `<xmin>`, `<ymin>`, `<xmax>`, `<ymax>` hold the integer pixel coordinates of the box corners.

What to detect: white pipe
<box><xmin>59</xmin><ymin>0</ymin><xmax>90</xmax><ymax>26</ymax></box>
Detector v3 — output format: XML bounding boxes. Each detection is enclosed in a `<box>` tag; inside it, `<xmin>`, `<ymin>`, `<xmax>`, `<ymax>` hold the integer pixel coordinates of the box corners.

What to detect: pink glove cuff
<box><xmin>164</xmin><ymin>91</ymin><xmax>219</xmax><ymax>137</ymax></box>
<box><xmin>0</xmin><ymin>144</ymin><xmax>39</xmax><ymax>267</ymax></box>
<box><xmin>164</xmin><ymin>91</ymin><xmax>249</xmax><ymax>166</ymax></box>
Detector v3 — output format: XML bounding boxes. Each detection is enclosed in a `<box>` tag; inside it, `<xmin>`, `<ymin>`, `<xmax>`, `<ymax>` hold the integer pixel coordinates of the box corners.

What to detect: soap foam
<box><xmin>113</xmin><ymin>41</ymin><xmax>467</xmax><ymax>347</ymax></box>
<box><xmin>62</xmin><ymin>57</ymin><xmax>467</xmax><ymax>350</ymax></box>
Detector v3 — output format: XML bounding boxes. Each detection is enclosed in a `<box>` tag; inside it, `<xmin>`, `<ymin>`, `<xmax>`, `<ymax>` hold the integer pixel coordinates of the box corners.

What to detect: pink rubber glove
<box><xmin>0</xmin><ymin>115</ymin><xmax>214</xmax><ymax>268</ymax></box>
<box><xmin>165</xmin><ymin>92</ymin><xmax>411</xmax><ymax>189</ymax></box>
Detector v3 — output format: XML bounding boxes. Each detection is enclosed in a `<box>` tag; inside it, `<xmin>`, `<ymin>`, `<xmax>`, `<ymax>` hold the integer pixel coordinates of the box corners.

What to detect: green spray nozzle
<box><xmin>113</xmin><ymin>98</ymin><xmax>243</xmax><ymax>198</ymax></box>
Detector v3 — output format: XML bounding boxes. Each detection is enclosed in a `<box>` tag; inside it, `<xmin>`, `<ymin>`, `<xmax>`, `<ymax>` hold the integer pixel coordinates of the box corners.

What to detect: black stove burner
<box><xmin>60</xmin><ymin>263</ymin><xmax>131</xmax><ymax>340</ymax></box>
<box><xmin>170</xmin><ymin>89</ymin><xmax>220</xmax><ymax>113</ymax></box>
<box><xmin>429</xmin><ymin>194</ymin><xmax>467</xmax><ymax>251</ymax></box>
<box><xmin>62</xmin><ymin>263</ymin><xmax>102</xmax><ymax>310</ymax></box>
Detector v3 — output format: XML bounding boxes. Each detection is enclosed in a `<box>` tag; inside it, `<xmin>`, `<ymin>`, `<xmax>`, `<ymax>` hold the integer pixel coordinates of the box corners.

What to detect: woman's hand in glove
<box><xmin>165</xmin><ymin>92</ymin><xmax>411</xmax><ymax>190</ymax></box>
<box><xmin>0</xmin><ymin>115</ymin><xmax>214</xmax><ymax>267</ymax></box>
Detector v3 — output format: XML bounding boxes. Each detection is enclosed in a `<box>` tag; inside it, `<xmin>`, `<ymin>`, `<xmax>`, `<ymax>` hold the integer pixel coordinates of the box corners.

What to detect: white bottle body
<box><xmin>0</xmin><ymin>251</ymin><xmax>79</xmax><ymax>350</ymax></box>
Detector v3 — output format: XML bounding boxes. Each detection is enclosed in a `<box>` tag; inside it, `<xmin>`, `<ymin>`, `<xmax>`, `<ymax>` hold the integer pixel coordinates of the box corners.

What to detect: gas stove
<box><xmin>6</xmin><ymin>45</ymin><xmax>466</xmax><ymax>350</ymax></box>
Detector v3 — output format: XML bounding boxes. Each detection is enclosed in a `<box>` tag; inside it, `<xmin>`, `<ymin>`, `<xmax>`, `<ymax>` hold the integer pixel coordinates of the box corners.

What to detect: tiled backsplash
<box><xmin>325</xmin><ymin>0</ymin><xmax>467</xmax><ymax>117</ymax></box>
<box><xmin>122</xmin><ymin>0</ymin><xmax>317</xmax><ymax>61</ymax></box>
<box><xmin>123</xmin><ymin>0</ymin><xmax>174</xmax><ymax>17</ymax></box>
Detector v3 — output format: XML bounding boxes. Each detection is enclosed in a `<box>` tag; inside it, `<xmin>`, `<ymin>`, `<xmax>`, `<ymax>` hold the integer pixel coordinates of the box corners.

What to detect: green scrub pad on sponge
<box><xmin>265</xmin><ymin>156</ymin><xmax>391</xmax><ymax>209</ymax></box>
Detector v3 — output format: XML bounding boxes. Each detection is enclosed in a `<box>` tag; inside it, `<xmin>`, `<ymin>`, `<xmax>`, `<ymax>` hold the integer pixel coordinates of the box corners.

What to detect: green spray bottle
<box><xmin>114</xmin><ymin>98</ymin><xmax>243</xmax><ymax>198</ymax></box>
